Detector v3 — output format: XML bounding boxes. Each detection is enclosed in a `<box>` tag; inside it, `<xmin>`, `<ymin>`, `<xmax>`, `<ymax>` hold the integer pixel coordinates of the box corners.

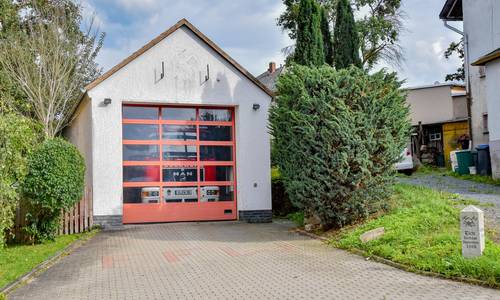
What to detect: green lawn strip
<box><xmin>0</xmin><ymin>230</ymin><xmax>97</xmax><ymax>290</ymax></box>
<box><xmin>330</xmin><ymin>184</ymin><xmax>500</xmax><ymax>286</ymax></box>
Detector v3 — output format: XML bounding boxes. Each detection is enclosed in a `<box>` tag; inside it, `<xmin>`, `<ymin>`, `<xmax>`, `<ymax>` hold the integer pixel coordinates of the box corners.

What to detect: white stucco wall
<box><xmin>485</xmin><ymin>60</ymin><xmax>500</xmax><ymax>178</ymax></box>
<box><xmin>463</xmin><ymin>0</ymin><xmax>500</xmax><ymax>177</ymax></box>
<box><xmin>64</xmin><ymin>95</ymin><xmax>93</xmax><ymax>191</ymax></box>
<box><xmin>86</xmin><ymin>26</ymin><xmax>272</xmax><ymax>217</ymax></box>
<box><xmin>462</xmin><ymin>0</ymin><xmax>499</xmax><ymax>147</ymax></box>
<box><xmin>468</xmin><ymin>68</ymin><xmax>489</xmax><ymax>146</ymax></box>
<box><xmin>463</xmin><ymin>0</ymin><xmax>500</xmax><ymax>63</ymax></box>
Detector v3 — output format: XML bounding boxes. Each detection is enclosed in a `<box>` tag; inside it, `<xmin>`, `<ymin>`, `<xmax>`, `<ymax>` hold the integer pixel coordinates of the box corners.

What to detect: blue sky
<box><xmin>82</xmin><ymin>0</ymin><xmax>463</xmax><ymax>87</ymax></box>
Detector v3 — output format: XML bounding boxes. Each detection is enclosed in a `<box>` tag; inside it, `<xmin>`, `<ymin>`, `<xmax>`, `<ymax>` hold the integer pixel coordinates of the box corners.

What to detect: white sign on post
<box><xmin>460</xmin><ymin>205</ymin><xmax>485</xmax><ymax>258</ymax></box>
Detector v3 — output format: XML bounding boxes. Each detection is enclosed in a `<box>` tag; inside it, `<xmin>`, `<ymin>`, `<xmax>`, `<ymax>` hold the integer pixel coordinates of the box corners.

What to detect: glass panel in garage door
<box><xmin>123</xmin><ymin>145</ymin><xmax>160</xmax><ymax>161</ymax></box>
<box><xmin>199</xmin><ymin>125</ymin><xmax>232</xmax><ymax>141</ymax></box>
<box><xmin>163</xmin><ymin>186</ymin><xmax>198</xmax><ymax>203</ymax></box>
<box><xmin>123</xmin><ymin>186</ymin><xmax>160</xmax><ymax>204</ymax></box>
<box><xmin>163</xmin><ymin>145</ymin><xmax>197</xmax><ymax>161</ymax></box>
<box><xmin>200</xmin><ymin>166</ymin><xmax>233</xmax><ymax>182</ymax></box>
<box><xmin>162</xmin><ymin>107</ymin><xmax>196</xmax><ymax>121</ymax></box>
<box><xmin>199</xmin><ymin>185</ymin><xmax>234</xmax><ymax>202</ymax></box>
<box><xmin>123</xmin><ymin>106</ymin><xmax>158</xmax><ymax>120</ymax></box>
<box><xmin>162</xmin><ymin>125</ymin><xmax>196</xmax><ymax>140</ymax></box>
<box><xmin>200</xmin><ymin>146</ymin><xmax>232</xmax><ymax>161</ymax></box>
<box><xmin>123</xmin><ymin>124</ymin><xmax>159</xmax><ymax>140</ymax></box>
<box><xmin>123</xmin><ymin>166</ymin><xmax>160</xmax><ymax>182</ymax></box>
<box><xmin>199</xmin><ymin>109</ymin><xmax>232</xmax><ymax>121</ymax></box>
<box><xmin>163</xmin><ymin>167</ymin><xmax>198</xmax><ymax>182</ymax></box>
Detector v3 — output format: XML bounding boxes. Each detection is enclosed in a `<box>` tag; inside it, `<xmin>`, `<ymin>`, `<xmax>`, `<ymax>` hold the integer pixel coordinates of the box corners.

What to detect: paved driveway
<box><xmin>9</xmin><ymin>221</ymin><xmax>500</xmax><ymax>300</ymax></box>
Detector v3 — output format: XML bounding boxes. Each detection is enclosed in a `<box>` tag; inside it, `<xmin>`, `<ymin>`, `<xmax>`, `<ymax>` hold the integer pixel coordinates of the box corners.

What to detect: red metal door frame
<box><xmin>122</xmin><ymin>104</ymin><xmax>237</xmax><ymax>223</ymax></box>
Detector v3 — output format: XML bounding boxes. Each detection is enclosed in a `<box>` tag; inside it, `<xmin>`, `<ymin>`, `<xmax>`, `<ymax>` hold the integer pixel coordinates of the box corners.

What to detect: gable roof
<box><xmin>256</xmin><ymin>65</ymin><xmax>285</xmax><ymax>93</ymax></box>
<box><xmin>84</xmin><ymin>18</ymin><xmax>274</xmax><ymax>97</ymax></box>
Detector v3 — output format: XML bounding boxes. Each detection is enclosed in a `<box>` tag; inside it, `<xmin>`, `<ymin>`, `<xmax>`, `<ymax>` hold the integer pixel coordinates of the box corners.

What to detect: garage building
<box><xmin>65</xmin><ymin>19</ymin><xmax>273</xmax><ymax>228</ymax></box>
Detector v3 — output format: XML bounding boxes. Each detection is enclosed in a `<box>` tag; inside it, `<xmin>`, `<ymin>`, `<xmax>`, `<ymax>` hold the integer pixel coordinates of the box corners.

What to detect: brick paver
<box><xmin>9</xmin><ymin>221</ymin><xmax>500</xmax><ymax>299</ymax></box>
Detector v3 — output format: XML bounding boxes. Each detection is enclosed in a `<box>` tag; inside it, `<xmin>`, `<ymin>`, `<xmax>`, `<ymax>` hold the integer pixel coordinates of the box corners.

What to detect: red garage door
<box><xmin>122</xmin><ymin>105</ymin><xmax>237</xmax><ymax>223</ymax></box>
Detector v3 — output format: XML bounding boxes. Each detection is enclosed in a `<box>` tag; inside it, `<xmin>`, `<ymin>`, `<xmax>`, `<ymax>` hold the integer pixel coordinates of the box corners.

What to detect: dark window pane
<box><xmin>123</xmin><ymin>145</ymin><xmax>159</xmax><ymax>161</ymax></box>
<box><xmin>162</xmin><ymin>107</ymin><xmax>196</xmax><ymax>120</ymax></box>
<box><xmin>200</xmin><ymin>185</ymin><xmax>233</xmax><ymax>202</ymax></box>
<box><xmin>199</xmin><ymin>109</ymin><xmax>232</xmax><ymax>121</ymax></box>
<box><xmin>123</xmin><ymin>124</ymin><xmax>159</xmax><ymax>140</ymax></box>
<box><xmin>163</xmin><ymin>167</ymin><xmax>197</xmax><ymax>182</ymax></box>
<box><xmin>200</xmin><ymin>166</ymin><xmax>233</xmax><ymax>181</ymax></box>
<box><xmin>199</xmin><ymin>125</ymin><xmax>232</xmax><ymax>141</ymax></box>
<box><xmin>123</xmin><ymin>166</ymin><xmax>160</xmax><ymax>182</ymax></box>
<box><xmin>123</xmin><ymin>106</ymin><xmax>158</xmax><ymax>120</ymax></box>
<box><xmin>163</xmin><ymin>145</ymin><xmax>197</xmax><ymax>161</ymax></box>
<box><xmin>162</xmin><ymin>125</ymin><xmax>196</xmax><ymax>140</ymax></box>
<box><xmin>123</xmin><ymin>187</ymin><xmax>160</xmax><ymax>204</ymax></box>
<box><xmin>163</xmin><ymin>186</ymin><xmax>198</xmax><ymax>203</ymax></box>
<box><xmin>200</xmin><ymin>146</ymin><xmax>232</xmax><ymax>161</ymax></box>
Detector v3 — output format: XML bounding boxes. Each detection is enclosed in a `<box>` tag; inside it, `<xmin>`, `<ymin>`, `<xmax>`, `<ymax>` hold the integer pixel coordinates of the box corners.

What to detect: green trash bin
<box><xmin>455</xmin><ymin>150</ymin><xmax>473</xmax><ymax>175</ymax></box>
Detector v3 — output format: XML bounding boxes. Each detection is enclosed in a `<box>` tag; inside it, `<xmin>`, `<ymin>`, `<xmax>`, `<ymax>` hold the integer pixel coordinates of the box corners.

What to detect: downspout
<box><xmin>443</xmin><ymin>20</ymin><xmax>473</xmax><ymax>146</ymax></box>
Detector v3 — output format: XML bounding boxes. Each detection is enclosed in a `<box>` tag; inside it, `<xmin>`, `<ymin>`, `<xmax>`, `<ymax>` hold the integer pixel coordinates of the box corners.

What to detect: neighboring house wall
<box><xmin>452</xmin><ymin>95</ymin><xmax>468</xmax><ymax>119</ymax></box>
<box><xmin>463</xmin><ymin>0</ymin><xmax>500</xmax><ymax>63</ymax></box>
<box><xmin>461</xmin><ymin>0</ymin><xmax>500</xmax><ymax>177</ymax></box>
<box><xmin>485</xmin><ymin>59</ymin><xmax>500</xmax><ymax>178</ymax></box>
<box><xmin>406</xmin><ymin>85</ymin><xmax>462</xmax><ymax>126</ymax></box>
<box><xmin>467</xmin><ymin>66</ymin><xmax>489</xmax><ymax>146</ymax></box>
<box><xmin>86</xmin><ymin>27</ymin><xmax>272</xmax><ymax>221</ymax></box>
<box><xmin>64</xmin><ymin>95</ymin><xmax>93</xmax><ymax>192</ymax></box>
<box><xmin>462</xmin><ymin>0</ymin><xmax>500</xmax><ymax>177</ymax></box>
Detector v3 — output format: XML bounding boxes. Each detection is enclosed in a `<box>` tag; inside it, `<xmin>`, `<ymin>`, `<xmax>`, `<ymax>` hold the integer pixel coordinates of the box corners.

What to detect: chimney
<box><xmin>268</xmin><ymin>62</ymin><xmax>276</xmax><ymax>74</ymax></box>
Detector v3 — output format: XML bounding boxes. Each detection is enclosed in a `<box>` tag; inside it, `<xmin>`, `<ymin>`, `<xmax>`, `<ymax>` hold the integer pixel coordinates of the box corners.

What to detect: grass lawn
<box><xmin>330</xmin><ymin>184</ymin><xmax>500</xmax><ymax>287</ymax></box>
<box><xmin>0</xmin><ymin>230</ymin><xmax>97</xmax><ymax>290</ymax></box>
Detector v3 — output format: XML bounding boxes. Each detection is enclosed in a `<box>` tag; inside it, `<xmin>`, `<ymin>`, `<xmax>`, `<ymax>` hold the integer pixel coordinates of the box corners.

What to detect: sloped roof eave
<box><xmin>84</xmin><ymin>18</ymin><xmax>274</xmax><ymax>98</ymax></box>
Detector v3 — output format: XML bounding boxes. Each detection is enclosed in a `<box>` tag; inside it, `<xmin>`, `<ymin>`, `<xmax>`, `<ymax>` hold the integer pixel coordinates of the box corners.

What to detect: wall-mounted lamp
<box><xmin>252</xmin><ymin>103</ymin><xmax>260</xmax><ymax>111</ymax></box>
<box><xmin>103</xmin><ymin>98</ymin><xmax>112</xmax><ymax>106</ymax></box>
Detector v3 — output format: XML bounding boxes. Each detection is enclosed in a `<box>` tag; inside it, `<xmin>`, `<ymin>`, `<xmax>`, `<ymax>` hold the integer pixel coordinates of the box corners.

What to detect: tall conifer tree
<box><xmin>333</xmin><ymin>0</ymin><xmax>362</xmax><ymax>69</ymax></box>
<box><xmin>293</xmin><ymin>0</ymin><xmax>324</xmax><ymax>66</ymax></box>
<box><xmin>320</xmin><ymin>7</ymin><xmax>333</xmax><ymax>66</ymax></box>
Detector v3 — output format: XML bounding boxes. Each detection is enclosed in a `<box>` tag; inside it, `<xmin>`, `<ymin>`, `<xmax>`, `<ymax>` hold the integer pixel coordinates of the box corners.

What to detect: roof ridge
<box><xmin>84</xmin><ymin>18</ymin><xmax>274</xmax><ymax>97</ymax></box>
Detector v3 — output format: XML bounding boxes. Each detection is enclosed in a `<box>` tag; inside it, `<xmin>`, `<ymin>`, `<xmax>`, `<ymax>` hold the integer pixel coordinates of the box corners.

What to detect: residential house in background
<box><xmin>406</xmin><ymin>83</ymin><xmax>468</xmax><ymax>166</ymax></box>
<box><xmin>440</xmin><ymin>0</ymin><xmax>500</xmax><ymax>178</ymax></box>
<box><xmin>257</xmin><ymin>62</ymin><xmax>285</xmax><ymax>93</ymax></box>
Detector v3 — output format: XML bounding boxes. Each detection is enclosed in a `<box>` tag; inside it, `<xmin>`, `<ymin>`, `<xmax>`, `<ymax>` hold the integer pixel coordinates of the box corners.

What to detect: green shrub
<box><xmin>270</xmin><ymin>65</ymin><xmax>410</xmax><ymax>228</ymax></box>
<box><xmin>0</xmin><ymin>114</ymin><xmax>41</xmax><ymax>247</ymax></box>
<box><xmin>23</xmin><ymin>138</ymin><xmax>85</xmax><ymax>242</ymax></box>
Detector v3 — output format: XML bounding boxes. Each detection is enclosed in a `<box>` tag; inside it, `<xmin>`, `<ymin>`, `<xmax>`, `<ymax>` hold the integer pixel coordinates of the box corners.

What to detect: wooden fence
<box><xmin>58</xmin><ymin>187</ymin><xmax>93</xmax><ymax>235</ymax></box>
<box><xmin>13</xmin><ymin>187</ymin><xmax>93</xmax><ymax>240</ymax></box>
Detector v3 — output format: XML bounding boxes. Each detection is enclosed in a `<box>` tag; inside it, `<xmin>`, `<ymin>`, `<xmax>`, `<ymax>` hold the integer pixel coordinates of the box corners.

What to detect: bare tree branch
<box><xmin>0</xmin><ymin>1</ymin><xmax>104</xmax><ymax>137</ymax></box>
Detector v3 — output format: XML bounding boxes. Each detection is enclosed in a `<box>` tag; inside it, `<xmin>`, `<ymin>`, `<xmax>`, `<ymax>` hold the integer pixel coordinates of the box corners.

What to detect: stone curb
<box><xmin>293</xmin><ymin>228</ymin><xmax>499</xmax><ymax>290</ymax></box>
<box><xmin>0</xmin><ymin>231</ymin><xmax>98</xmax><ymax>296</ymax></box>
